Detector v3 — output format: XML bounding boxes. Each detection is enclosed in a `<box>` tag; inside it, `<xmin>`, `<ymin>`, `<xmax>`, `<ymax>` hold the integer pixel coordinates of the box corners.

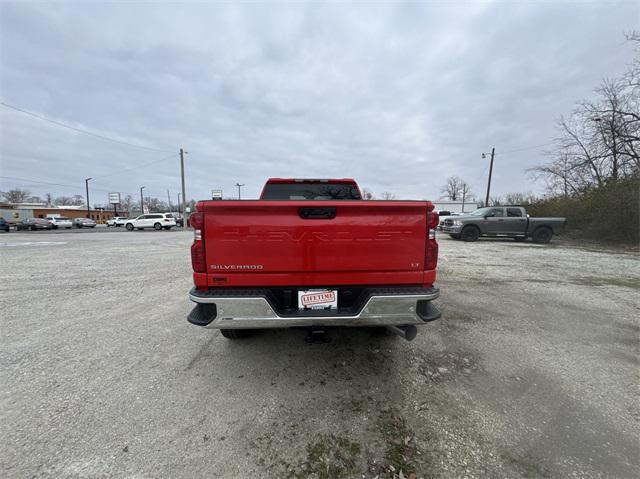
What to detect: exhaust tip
<box><xmin>385</xmin><ymin>325</ymin><xmax>418</xmax><ymax>341</ymax></box>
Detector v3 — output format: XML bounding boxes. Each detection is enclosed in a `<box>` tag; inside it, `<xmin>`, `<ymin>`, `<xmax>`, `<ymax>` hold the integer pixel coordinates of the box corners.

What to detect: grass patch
<box><xmin>298</xmin><ymin>434</ymin><xmax>362</xmax><ymax>479</ymax></box>
<box><xmin>377</xmin><ymin>409</ymin><xmax>421</xmax><ymax>476</ymax></box>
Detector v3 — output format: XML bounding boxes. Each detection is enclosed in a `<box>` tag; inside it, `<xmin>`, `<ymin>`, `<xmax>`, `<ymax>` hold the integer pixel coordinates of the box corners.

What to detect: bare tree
<box><xmin>440</xmin><ymin>176</ymin><xmax>464</xmax><ymax>200</ymax></box>
<box><xmin>532</xmin><ymin>34</ymin><xmax>639</xmax><ymax>196</ymax></box>
<box><xmin>441</xmin><ymin>177</ymin><xmax>470</xmax><ymax>201</ymax></box>
<box><xmin>361</xmin><ymin>187</ymin><xmax>375</xmax><ymax>200</ymax></box>
<box><xmin>144</xmin><ymin>197</ymin><xmax>169</xmax><ymax>213</ymax></box>
<box><xmin>54</xmin><ymin>195</ymin><xmax>85</xmax><ymax>206</ymax></box>
<box><xmin>379</xmin><ymin>191</ymin><xmax>397</xmax><ymax>200</ymax></box>
<box><xmin>488</xmin><ymin>196</ymin><xmax>502</xmax><ymax>206</ymax></box>
<box><xmin>121</xmin><ymin>195</ymin><xmax>134</xmax><ymax>213</ymax></box>
<box><xmin>1</xmin><ymin>188</ymin><xmax>31</xmax><ymax>203</ymax></box>
<box><xmin>503</xmin><ymin>192</ymin><xmax>538</xmax><ymax>205</ymax></box>
<box><xmin>44</xmin><ymin>193</ymin><xmax>53</xmax><ymax>206</ymax></box>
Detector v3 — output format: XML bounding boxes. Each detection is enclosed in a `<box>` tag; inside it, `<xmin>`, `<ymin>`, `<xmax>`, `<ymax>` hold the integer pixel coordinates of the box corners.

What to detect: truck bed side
<box><xmin>527</xmin><ymin>217</ymin><xmax>567</xmax><ymax>234</ymax></box>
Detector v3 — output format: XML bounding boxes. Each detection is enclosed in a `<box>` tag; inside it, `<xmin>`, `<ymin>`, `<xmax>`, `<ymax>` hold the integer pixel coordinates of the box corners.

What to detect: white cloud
<box><xmin>1</xmin><ymin>1</ymin><xmax>637</xmax><ymax>201</ymax></box>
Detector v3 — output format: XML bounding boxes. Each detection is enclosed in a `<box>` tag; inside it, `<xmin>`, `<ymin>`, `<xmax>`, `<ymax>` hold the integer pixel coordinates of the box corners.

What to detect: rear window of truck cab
<box><xmin>261</xmin><ymin>182</ymin><xmax>361</xmax><ymax>200</ymax></box>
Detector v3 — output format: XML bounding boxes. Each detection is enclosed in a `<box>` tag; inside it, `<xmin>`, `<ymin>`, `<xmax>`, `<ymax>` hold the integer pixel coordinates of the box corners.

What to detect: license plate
<box><xmin>298</xmin><ymin>289</ymin><xmax>338</xmax><ymax>310</ymax></box>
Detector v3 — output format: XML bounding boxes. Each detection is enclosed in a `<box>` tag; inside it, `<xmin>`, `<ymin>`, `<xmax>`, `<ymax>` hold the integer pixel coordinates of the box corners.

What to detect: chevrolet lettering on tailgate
<box><xmin>187</xmin><ymin>178</ymin><xmax>441</xmax><ymax>341</ymax></box>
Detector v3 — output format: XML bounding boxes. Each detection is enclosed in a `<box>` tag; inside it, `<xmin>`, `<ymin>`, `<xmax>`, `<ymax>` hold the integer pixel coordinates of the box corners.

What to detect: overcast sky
<box><xmin>1</xmin><ymin>1</ymin><xmax>638</xmax><ymax>203</ymax></box>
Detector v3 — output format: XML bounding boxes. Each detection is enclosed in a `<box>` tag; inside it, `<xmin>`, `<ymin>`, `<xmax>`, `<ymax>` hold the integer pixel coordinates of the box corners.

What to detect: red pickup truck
<box><xmin>187</xmin><ymin>178</ymin><xmax>441</xmax><ymax>341</ymax></box>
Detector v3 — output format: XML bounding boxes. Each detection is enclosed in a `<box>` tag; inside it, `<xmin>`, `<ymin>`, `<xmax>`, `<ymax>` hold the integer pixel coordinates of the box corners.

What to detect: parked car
<box><xmin>0</xmin><ymin>217</ymin><xmax>10</xmax><ymax>232</ymax></box>
<box><xmin>437</xmin><ymin>212</ymin><xmax>459</xmax><ymax>230</ymax></box>
<box><xmin>16</xmin><ymin>218</ymin><xmax>53</xmax><ymax>231</ymax></box>
<box><xmin>106</xmin><ymin>216</ymin><xmax>128</xmax><ymax>227</ymax></box>
<box><xmin>73</xmin><ymin>217</ymin><xmax>97</xmax><ymax>228</ymax></box>
<box><xmin>166</xmin><ymin>212</ymin><xmax>184</xmax><ymax>227</ymax></box>
<box><xmin>440</xmin><ymin>206</ymin><xmax>566</xmax><ymax>243</ymax></box>
<box><xmin>125</xmin><ymin>213</ymin><xmax>177</xmax><ymax>231</ymax></box>
<box><xmin>46</xmin><ymin>216</ymin><xmax>73</xmax><ymax>229</ymax></box>
<box><xmin>186</xmin><ymin>178</ymin><xmax>441</xmax><ymax>341</ymax></box>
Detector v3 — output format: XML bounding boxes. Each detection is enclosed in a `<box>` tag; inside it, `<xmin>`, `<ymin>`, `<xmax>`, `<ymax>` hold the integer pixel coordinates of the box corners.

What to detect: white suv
<box><xmin>106</xmin><ymin>216</ymin><xmax>128</xmax><ymax>227</ymax></box>
<box><xmin>46</xmin><ymin>216</ymin><xmax>73</xmax><ymax>229</ymax></box>
<box><xmin>125</xmin><ymin>213</ymin><xmax>177</xmax><ymax>231</ymax></box>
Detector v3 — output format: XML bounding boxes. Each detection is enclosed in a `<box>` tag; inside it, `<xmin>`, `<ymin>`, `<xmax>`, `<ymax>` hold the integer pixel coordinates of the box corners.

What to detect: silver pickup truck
<box><xmin>440</xmin><ymin>206</ymin><xmax>566</xmax><ymax>243</ymax></box>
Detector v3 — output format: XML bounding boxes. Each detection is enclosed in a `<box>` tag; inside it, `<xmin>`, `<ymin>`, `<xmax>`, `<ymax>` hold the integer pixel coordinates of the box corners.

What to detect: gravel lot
<box><xmin>1</xmin><ymin>229</ymin><xmax>638</xmax><ymax>478</ymax></box>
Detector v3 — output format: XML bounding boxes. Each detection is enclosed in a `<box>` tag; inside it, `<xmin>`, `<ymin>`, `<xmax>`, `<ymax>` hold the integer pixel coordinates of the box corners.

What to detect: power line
<box><xmin>0</xmin><ymin>175</ymin><xmax>83</xmax><ymax>189</ymax></box>
<box><xmin>0</xmin><ymin>175</ymin><xmax>168</xmax><ymax>199</ymax></box>
<box><xmin>91</xmin><ymin>153</ymin><xmax>177</xmax><ymax>180</ymax></box>
<box><xmin>0</xmin><ymin>101</ymin><xmax>173</xmax><ymax>153</ymax></box>
<box><xmin>497</xmin><ymin>142</ymin><xmax>554</xmax><ymax>155</ymax></box>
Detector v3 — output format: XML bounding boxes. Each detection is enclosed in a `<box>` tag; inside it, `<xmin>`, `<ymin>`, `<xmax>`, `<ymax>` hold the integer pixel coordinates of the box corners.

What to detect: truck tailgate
<box><xmin>200</xmin><ymin>200</ymin><xmax>430</xmax><ymax>287</ymax></box>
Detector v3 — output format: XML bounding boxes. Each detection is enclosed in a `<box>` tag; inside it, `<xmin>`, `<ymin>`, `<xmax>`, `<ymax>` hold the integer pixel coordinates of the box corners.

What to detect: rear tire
<box><xmin>461</xmin><ymin>226</ymin><xmax>480</xmax><ymax>242</ymax></box>
<box><xmin>220</xmin><ymin>329</ymin><xmax>250</xmax><ymax>339</ymax></box>
<box><xmin>126</xmin><ymin>223</ymin><xmax>134</xmax><ymax>231</ymax></box>
<box><xmin>532</xmin><ymin>227</ymin><xmax>553</xmax><ymax>244</ymax></box>
<box><xmin>154</xmin><ymin>223</ymin><xmax>162</xmax><ymax>231</ymax></box>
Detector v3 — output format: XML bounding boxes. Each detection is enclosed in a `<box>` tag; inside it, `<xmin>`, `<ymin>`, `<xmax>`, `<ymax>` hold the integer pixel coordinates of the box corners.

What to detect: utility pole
<box><xmin>140</xmin><ymin>186</ymin><xmax>145</xmax><ymax>215</ymax></box>
<box><xmin>177</xmin><ymin>193</ymin><xmax>182</xmax><ymax>217</ymax></box>
<box><xmin>484</xmin><ymin>147</ymin><xmax>495</xmax><ymax>206</ymax></box>
<box><xmin>167</xmin><ymin>189</ymin><xmax>172</xmax><ymax>212</ymax></box>
<box><xmin>85</xmin><ymin>178</ymin><xmax>92</xmax><ymax>218</ymax></box>
<box><xmin>180</xmin><ymin>148</ymin><xmax>187</xmax><ymax>227</ymax></box>
<box><xmin>235</xmin><ymin>183</ymin><xmax>245</xmax><ymax>200</ymax></box>
<box><xmin>461</xmin><ymin>187</ymin><xmax>466</xmax><ymax>213</ymax></box>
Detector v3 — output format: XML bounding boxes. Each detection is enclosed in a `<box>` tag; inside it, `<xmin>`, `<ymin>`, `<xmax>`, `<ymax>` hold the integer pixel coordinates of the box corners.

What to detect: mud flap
<box><xmin>187</xmin><ymin>303</ymin><xmax>217</xmax><ymax>326</ymax></box>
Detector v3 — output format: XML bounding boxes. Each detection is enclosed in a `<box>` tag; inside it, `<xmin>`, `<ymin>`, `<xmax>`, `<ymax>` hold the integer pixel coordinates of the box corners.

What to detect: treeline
<box><xmin>526</xmin><ymin>33</ymin><xmax>639</xmax><ymax>245</ymax></box>
<box><xmin>0</xmin><ymin>188</ymin><xmax>197</xmax><ymax>214</ymax></box>
<box><xmin>0</xmin><ymin>189</ymin><xmax>86</xmax><ymax>206</ymax></box>
<box><xmin>527</xmin><ymin>178</ymin><xmax>639</xmax><ymax>244</ymax></box>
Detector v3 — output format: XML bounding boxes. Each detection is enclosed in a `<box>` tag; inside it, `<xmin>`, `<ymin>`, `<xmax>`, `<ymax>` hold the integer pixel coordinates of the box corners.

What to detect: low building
<box><xmin>0</xmin><ymin>202</ymin><xmax>126</xmax><ymax>225</ymax></box>
<box><xmin>33</xmin><ymin>207</ymin><xmax>120</xmax><ymax>224</ymax></box>
<box><xmin>432</xmin><ymin>200</ymin><xmax>479</xmax><ymax>214</ymax></box>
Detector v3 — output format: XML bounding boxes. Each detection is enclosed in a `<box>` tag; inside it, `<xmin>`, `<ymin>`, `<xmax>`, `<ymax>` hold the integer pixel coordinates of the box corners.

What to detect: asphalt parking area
<box><xmin>1</xmin><ymin>231</ymin><xmax>638</xmax><ymax>478</ymax></box>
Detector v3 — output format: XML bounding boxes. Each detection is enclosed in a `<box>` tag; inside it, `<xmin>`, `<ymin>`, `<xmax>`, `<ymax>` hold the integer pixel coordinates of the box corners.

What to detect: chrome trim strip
<box><xmin>189</xmin><ymin>291</ymin><xmax>440</xmax><ymax>329</ymax></box>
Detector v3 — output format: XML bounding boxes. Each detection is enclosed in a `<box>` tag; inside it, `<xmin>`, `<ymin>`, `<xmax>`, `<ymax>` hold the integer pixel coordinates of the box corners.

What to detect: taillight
<box><xmin>425</xmin><ymin>210</ymin><xmax>439</xmax><ymax>270</ymax></box>
<box><xmin>189</xmin><ymin>212</ymin><xmax>206</xmax><ymax>273</ymax></box>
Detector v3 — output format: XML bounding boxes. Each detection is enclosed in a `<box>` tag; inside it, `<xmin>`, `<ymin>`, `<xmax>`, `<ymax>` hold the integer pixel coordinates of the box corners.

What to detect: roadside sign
<box><xmin>211</xmin><ymin>189</ymin><xmax>223</xmax><ymax>200</ymax></box>
<box><xmin>108</xmin><ymin>192</ymin><xmax>121</xmax><ymax>204</ymax></box>
<box><xmin>185</xmin><ymin>207</ymin><xmax>191</xmax><ymax>213</ymax></box>
<box><xmin>143</xmin><ymin>206</ymin><xmax>149</xmax><ymax>214</ymax></box>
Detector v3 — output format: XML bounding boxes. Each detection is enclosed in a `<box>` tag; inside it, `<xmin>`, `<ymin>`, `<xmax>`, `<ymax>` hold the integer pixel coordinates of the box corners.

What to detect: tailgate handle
<box><xmin>299</xmin><ymin>207</ymin><xmax>336</xmax><ymax>219</ymax></box>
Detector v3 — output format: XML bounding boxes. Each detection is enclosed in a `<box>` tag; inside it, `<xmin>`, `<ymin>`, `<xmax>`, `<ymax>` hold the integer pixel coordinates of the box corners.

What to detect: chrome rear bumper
<box><xmin>187</xmin><ymin>287</ymin><xmax>440</xmax><ymax>329</ymax></box>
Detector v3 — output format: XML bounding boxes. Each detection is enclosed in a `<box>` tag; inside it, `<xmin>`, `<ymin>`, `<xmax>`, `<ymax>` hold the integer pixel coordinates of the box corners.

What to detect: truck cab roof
<box><xmin>264</xmin><ymin>178</ymin><xmax>358</xmax><ymax>184</ymax></box>
<box><xmin>260</xmin><ymin>178</ymin><xmax>362</xmax><ymax>200</ymax></box>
